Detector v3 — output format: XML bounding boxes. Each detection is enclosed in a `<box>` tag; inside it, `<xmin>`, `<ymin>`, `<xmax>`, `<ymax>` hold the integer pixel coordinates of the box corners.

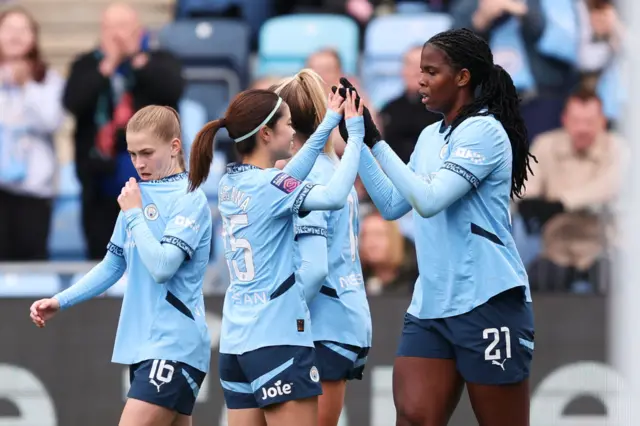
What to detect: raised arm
<box><xmin>358</xmin><ymin>144</ymin><xmax>412</xmax><ymax>220</ymax></box>
<box><xmin>301</xmin><ymin>114</ymin><xmax>364</xmax><ymax>211</ymax></box>
<box><xmin>371</xmin><ymin>142</ymin><xmax>473</xmax><ymax>218</ymax></box>
<box><xmin>124</xmin><ymin>208</ymin><xmax>187</xmax><ymax>283</ymax></box>
<box><xmin>283</xmin><ymin>109</ymin><xmax>343</xmax><ymax>180</ymax></box>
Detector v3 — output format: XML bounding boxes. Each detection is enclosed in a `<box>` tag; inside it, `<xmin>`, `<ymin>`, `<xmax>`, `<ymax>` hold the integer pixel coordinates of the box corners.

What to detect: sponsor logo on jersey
<box><xmin>271</xmin><ymin>173</ymin><xmax>301</xmax><ymax>194</ymax></box>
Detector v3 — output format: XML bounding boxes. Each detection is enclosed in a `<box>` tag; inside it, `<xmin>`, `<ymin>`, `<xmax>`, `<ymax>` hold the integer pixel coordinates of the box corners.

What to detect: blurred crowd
<box><xmin>0</xmin><ymin>0</ymin><xmax>626</xmax><ymax>295</ymax></box>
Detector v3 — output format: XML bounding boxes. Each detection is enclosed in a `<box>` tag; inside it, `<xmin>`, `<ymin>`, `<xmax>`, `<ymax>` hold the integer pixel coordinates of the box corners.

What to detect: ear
<box><xmin>457</xmin><ymin>68</ymin><xmax>471</xmax><ymax>88</ymax></box>
<box><xmin>170</xmin><ymin>138</ymin><xmax>182</xmax><ymax>157</ymax></box>
<box><xmin>258</xmin><ymin>126</ymin><xmax>272</xmax><ymax>144</ymax></box>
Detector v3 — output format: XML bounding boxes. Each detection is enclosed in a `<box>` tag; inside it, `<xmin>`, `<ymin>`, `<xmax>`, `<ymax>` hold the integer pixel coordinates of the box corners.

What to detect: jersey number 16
<box><xmin>221</xmin><ymin>214</ymin><xmax>255</xmax><ymax>282</ymax></box>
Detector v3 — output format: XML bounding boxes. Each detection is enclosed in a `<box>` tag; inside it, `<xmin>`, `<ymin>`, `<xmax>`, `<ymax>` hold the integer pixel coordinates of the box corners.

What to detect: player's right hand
<box><xmin>30</xmin><ymin>298</ymin><xmax>60</xmax><ymax>328</ymax></box>
<box><xmin>327</xmin><ymin>85</ymin><xmax>346</xmax><ymax>114</ymax></box>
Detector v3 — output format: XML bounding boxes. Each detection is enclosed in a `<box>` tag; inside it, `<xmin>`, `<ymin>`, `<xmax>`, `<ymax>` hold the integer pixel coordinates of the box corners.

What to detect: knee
<box><xmin>396</xmin><ymin>400</ymin><xmax>442</xmax><ymax>426</ymax></box>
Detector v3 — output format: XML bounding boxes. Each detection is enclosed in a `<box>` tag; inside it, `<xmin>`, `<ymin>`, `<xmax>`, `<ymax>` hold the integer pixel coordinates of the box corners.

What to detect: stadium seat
<box><xmin>362</xmin><ymin>13</ymin><xmax>452</xmax><ymax>109</ymax></box>
<box><xmin>257</xmin><ymin>14</ymin><xmax>359</xmax><ymax>77</ymax></box>
<box><xmin>158</xmin><ymin>19</ymin><xmax>251</xmax><ymax>120</ymax></box>
<box><xmin>48</xmin><ymin>162</ymin><xmax>87</xmax><ymax>260</ymax></box>
<box><xmin>179</xmin><ymin>97</ymin><xmax>208</xmax><ymax>161</ymax></box>
<box><xmin>396</xmin><ymin>1</ymin><xmax>430</xmax><ymax>14</ymax></box>
<box><xmin>0</xmin><ymin>273</ymin><xmax>61</xmax><ymax>297</ymax></box>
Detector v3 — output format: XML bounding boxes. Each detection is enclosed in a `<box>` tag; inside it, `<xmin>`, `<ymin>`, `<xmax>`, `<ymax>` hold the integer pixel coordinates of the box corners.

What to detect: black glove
<box><xmin>331</xmin><ymin>77</ymin><xmax>381</xmax><ymax>148</ymax></box>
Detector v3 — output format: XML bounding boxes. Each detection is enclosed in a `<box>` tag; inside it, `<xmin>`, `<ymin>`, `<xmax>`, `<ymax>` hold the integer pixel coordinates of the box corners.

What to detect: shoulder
<box><xmin>531</xmin><ymin>129</ymin><xmax>568</xmax><ymax>155</ymax></box>
<box><xmin>452</xmin><ymin>115</ymin><xmax>508</xmax><ymax>147</ymax></box>
<box><xmin>43</xmin><ymin>68</ymin><xmax>64</xmax><ymax>84</ymax></box>
<box><xmin>175</xmin><ymin>188</ymin><xmax>210</xmax><ymax>212</ymax></box>
<box><xmin>69</xmin><ymin>51</ymin><xmax>100</xmax><ymax>68</ymax></box>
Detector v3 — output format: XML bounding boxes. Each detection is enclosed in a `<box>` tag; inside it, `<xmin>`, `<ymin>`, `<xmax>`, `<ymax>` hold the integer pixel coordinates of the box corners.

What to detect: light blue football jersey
<box><xmin>108</xmin><ymin>172</ymin><xmax>212</xmax><ymax>373</ymax></box>
<box><xmin>406</xmin><ymin>116</ymin><xmax>531</xmax><ymax>319</ymax></box>
<box><xmin>293</xmin><ymin>154</ymin><xmax>372</xmax><ymax>348</ymax></box>
<box><xmin>218</xmin><ymin>163</ymin><xmax>317</xmax><ymax>355</ymax></box>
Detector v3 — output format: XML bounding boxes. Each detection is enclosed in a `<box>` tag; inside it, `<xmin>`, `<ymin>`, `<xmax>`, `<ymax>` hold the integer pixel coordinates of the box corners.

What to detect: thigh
<box><xmin>394</xmin><ymin>314</ymin><xmax>463</xmax><ymax>426</ymax></box>
<box><xmin>264</xmin><ymin>396</ymin><xmax>318</xmax><ymax>426</ymax></box>
<box><xmin>393</xmin><ymin>357</ymin><xmax>464</xmax><ymax>426</ymax></box>
<box><xmin>447</xmin><ymin>287</ymin><xmax>535</xmax><ymax>386</ymax></box>
<box><xmin>119</xmin><ymin>398</ymin><xmax>176</xmax><ymax>426</ymax></box>
<box><xmin>172</xmin><ymin>414</ymin><xmax>192</xmax><ymax>426</ymax></box>
<box><xmin>318</xmin><ymin>380</ymin><xmax>346</xmax><ymax>426</ymax></box>
<box><xmin>128</xmin><ymin>360</ymin><xmax>205</xmax><ymax>417</ymax></box>
<box><xmin>227</xmin><ymin>408</ymin><xmax>267</xmax><ymax>426</ymax></box>
<box><xmin>467</xmin><ymin>380</ymin><xmax>530</xmax><ymax>426</ymax></box>
<box><xmin>239</xmin><ymin>345</ymin><xmax>323</xmax><ymax>409</ymax></box>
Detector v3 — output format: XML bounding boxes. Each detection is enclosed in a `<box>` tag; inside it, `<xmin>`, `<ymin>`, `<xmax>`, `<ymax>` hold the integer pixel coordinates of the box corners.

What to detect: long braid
<box><xmin>427</xmin><ymin>28</ymin><xmax>536</xmax><ymax>199</ymax></box>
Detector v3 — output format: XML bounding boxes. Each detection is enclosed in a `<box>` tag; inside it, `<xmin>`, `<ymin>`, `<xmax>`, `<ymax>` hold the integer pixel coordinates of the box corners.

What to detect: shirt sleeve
<box><xmin>294</xmin><ymin>210</ymin><xmax>329</xmax><ymax>240</ymax></box>
<box><xmin>107</xmin><ymin>211</ymin><xmax>127</xmax><ymax>258</ymax></box>
<box><xmin>161</xmin><ymin>190</ymin><xmax>211</xmax><ymax>259</ymax></box>
<box><xmin>266</xmin><ymin>170</ymin><xmax>316</xmax><ymax>218</ymax></box>
<box><xmin>441</xmin><ymin>117</ymin><xmax>506</xmax><ymax>188</ymax></box>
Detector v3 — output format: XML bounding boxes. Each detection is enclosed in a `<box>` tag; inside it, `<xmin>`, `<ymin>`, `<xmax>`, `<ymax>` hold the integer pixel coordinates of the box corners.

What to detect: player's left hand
<box><xmin>117</xmin><ymin>177</ymin><xmax>142</xmax><ymax>211</ymax></box>
<box><xmin>327</xmin><ymin>86</ymin><xmax>346</xmax><ymax>114</ymax></box>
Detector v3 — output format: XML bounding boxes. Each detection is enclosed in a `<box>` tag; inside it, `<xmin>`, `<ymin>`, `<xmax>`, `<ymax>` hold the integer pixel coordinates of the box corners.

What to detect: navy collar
<box><xmin>141</xmin><ymin>172</ymin><xmax>188</xmax><ymax>184</ymax></box>
<box><xmin>226</xmin><ymin>163</ymin><xmax>262</xmax><ymax>174</ymax></box>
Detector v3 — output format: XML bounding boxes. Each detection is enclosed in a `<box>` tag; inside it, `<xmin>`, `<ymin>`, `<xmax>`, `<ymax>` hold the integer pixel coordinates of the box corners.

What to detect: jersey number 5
<box><xmin>222</xmin><ymin>214</ymin><xmax>255</xmax><ymax>282</ymax></box>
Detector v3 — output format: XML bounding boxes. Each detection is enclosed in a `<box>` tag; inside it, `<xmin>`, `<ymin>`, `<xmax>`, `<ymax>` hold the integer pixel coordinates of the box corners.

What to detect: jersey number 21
<box><xmin>221</xmin><ymin>214</ymin><xmax>255</xmax><ymax>282</ymax></box>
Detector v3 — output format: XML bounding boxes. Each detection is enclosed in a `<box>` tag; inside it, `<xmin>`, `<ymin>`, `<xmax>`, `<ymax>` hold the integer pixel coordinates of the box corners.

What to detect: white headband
<box><xmin>233</xmin><ymin>97</ymin><xmax>283</xmax><ymax>143</ymax></box>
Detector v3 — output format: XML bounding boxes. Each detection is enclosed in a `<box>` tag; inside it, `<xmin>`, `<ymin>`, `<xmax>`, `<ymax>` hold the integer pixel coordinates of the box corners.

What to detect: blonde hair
<box><xmin>270</xmin><ymin>69</ymin><xmax>335</xmax><ymax>156</ymax></box>
<box><xmin>126</xmin><ymin>105</ymin><xmax>185</xmax><ymax>169</ymax></box>
<box><xmin>361</xmin><ymin>212</ymin><xmax>406</xmax><ymax>270</ymax></box>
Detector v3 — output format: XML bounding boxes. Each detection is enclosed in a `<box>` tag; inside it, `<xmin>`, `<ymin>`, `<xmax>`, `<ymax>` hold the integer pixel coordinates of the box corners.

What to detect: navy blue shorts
<box><xmin>314</xmin><ymin>341</ymin><xmax>369</xmax><ymax>381</ymax></box>
<box><xmin>219</xmin><ymin>345</ymin><xmax>323</xmax><ymax>409</ymax></box>
<box><xmin>128</xmin><ymin>359</ymin><xmax>206</xmax><ymax>416</ymax></box>
<box><xmin>397</xmin><ymin>287</ymin><xmax>535</xmax><ymax>385</ymax></box>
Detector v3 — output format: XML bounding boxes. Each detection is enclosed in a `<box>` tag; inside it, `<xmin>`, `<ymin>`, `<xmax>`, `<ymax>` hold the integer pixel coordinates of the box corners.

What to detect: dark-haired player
<box><xmin>348</xmin><ymin>28</ymin><xmax>536</xmax><ymax>425</ymax></box>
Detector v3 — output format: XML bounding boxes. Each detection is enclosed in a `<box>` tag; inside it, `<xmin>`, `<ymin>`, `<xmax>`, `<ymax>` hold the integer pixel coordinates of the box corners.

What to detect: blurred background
<box><xmin>0</xmin><ymin>0</ymin><xmax>629</xmax><ymax>424</ymax></box>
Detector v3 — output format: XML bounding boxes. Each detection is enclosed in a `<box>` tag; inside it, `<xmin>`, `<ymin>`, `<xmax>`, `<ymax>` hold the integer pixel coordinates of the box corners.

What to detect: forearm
<box><xmin>124</xmin><ymin>208</ymin><xmax>187</xmax><ymax>283</ymax></box>
<box><xmin>296</xmin><ymin>234</ymin><xmax>329</xmax><ymax>304</ymax></box>
<box><xmin>284</xmin><ymin>110</ymin><xmax>343</xmax><ymax>180</ymax></box>
<box><xmin>53</xmin><ymin>252</ymin><xmax>126</xmax><ymax>309</ymax></box>
<box><xmin>358</xmin><ymin>144</ymin><xmax>412</xmax><ymax>220</ymax></box>
<box><xmin>372</xmin><ymin>142</ymin><xmax>473</xmax><ymax>217</ymax></box>
<box><xmin>301</xmin><ymin>117</ymin><xmax>364</xmax><ymax>211</ymax></box>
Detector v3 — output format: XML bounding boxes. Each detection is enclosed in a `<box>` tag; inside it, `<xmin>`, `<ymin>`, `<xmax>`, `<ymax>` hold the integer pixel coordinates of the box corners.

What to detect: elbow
<box><xmin>151</xmin><ymin>269</ymin><xmax>175</xmax><ymax>284</ymax></box>
<box><xmin>380</xmin><ymin>209</ymin><xmax>402</xmax><ymax>221</ymax></box>
<box><xmin>415</xmin><ymin>205</ymin><xmax>438</xmax><ymax>219</ymax></box>
<box><xmin>315</xmin><ymin>264</ymin><xmax>329</xmax><ymax>285</ymax></box>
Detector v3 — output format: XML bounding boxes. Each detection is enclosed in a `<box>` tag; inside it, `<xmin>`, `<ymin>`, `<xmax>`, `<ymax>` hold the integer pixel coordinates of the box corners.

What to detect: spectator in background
<box><xmin>379</xmin><ymin>45</ymin><xmax>442</xmax><ymax>164</ymax></box>
<box><xmin>360</xmin><ymin>212</ymin><xmax>418</xmax><ymax>296</ymax></box>
<box><xmin>0</xmin><ymin>7</ymin><xmax>64</xmax><ymax>261</ymax></box>
<box><xmin>63</xmin><ymin>2</ymin><xmax>184</xmax><ymax>260</ymax></box>
<box><xmin>519</xmin><ymin>90</ymin><xmax>623</xmax><ymax>293</ymax></box>
<box><xmin>449</xmin><ymin>0</ymin><xmax>578</xmax><ymax>142</ymax></box>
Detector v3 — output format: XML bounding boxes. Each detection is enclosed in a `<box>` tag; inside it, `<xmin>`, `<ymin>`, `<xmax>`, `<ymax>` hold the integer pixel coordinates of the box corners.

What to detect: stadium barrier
<box><xmin>0</xmin><ymin>293</ymin><xmax>623</xmax><ymax>425</ymax></box>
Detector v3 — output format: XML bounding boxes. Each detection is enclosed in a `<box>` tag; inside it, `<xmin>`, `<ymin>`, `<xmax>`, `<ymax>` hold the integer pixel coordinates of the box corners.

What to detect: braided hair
<box><xmin>427</xmin><ymin>28</ymin><xmax>535</xmax><ymax>199</ymax></box>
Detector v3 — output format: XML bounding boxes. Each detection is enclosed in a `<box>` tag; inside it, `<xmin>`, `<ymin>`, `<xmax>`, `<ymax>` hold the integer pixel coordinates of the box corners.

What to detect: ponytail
<box><xmin>188</xmin><ymin>119</ymin><xmax>222</xmax><ymax>192</ymax></box>
<box><xmin>446</xmin><ymin>64</ymin><xmax>534</xmax><ymax>200</ymax></box>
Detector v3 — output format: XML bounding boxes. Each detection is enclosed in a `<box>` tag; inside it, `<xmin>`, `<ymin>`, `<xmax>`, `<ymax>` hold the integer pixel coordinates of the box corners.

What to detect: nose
<box><xmin>419</xmin><ymin>76</ymin><xmax>427</xmax><ymax>87</ymax></box>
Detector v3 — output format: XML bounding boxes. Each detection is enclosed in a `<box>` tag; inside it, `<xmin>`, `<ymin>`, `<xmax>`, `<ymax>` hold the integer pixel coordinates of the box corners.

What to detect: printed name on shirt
<box><xmin>452</xmin><ymin>147</ymin><xmax>486</xmax><ymax>165</ymax></box>
<box><xmin>271</xmin><ymin>173</ymin><xmax>301</xmax><ymax>194</ymax></box>
<box><xmin>219</xmin><ymin>185</ymin><xmax>252</xmax><ymax>211</ymax></box>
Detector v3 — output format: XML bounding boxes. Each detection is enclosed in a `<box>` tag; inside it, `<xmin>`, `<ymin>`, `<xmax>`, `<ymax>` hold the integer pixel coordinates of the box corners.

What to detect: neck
<box><xmin>443</xmin><ymin>94</ymin><xmax>474</xmax><ymax>126</ymax></box>
<box><xmin>242</xmin><ymin>151</ymin><xmax>274</xmax><ymax>169</ymax></box>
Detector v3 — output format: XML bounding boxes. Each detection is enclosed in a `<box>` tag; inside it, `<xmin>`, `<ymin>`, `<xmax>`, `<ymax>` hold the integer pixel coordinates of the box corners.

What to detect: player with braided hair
<box><xmin>341</xmin><ymin>28</ymin><xmax>535</xmax><ymax>425</ymax></box>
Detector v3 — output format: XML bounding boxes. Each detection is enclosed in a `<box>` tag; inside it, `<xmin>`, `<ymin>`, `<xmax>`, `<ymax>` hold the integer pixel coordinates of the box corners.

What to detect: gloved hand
<box><xmin>331</xmin><ymin>77</ymin><xmax>381</xmax><ymax>148</ymax></box>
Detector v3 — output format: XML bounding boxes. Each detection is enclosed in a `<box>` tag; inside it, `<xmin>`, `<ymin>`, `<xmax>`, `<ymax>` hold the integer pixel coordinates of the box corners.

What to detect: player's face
<box><xmin>267</xmin><ymin>103</ymin><xmax>296</xmax><ymax>161</ymax></box>
<box><xmin>126</xmin><ymin>130</ymin><xmax>180</xmax><ymax>181</ymax></box>
<box><xmin>418</xmin><ymin>44</ymin><xmax>460</xmax><ymax>114</ymax></box>
<box><xmin>0</xmin><ymin>12</ymin><xmax>35</xmax><ymax>60</ymax></box>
